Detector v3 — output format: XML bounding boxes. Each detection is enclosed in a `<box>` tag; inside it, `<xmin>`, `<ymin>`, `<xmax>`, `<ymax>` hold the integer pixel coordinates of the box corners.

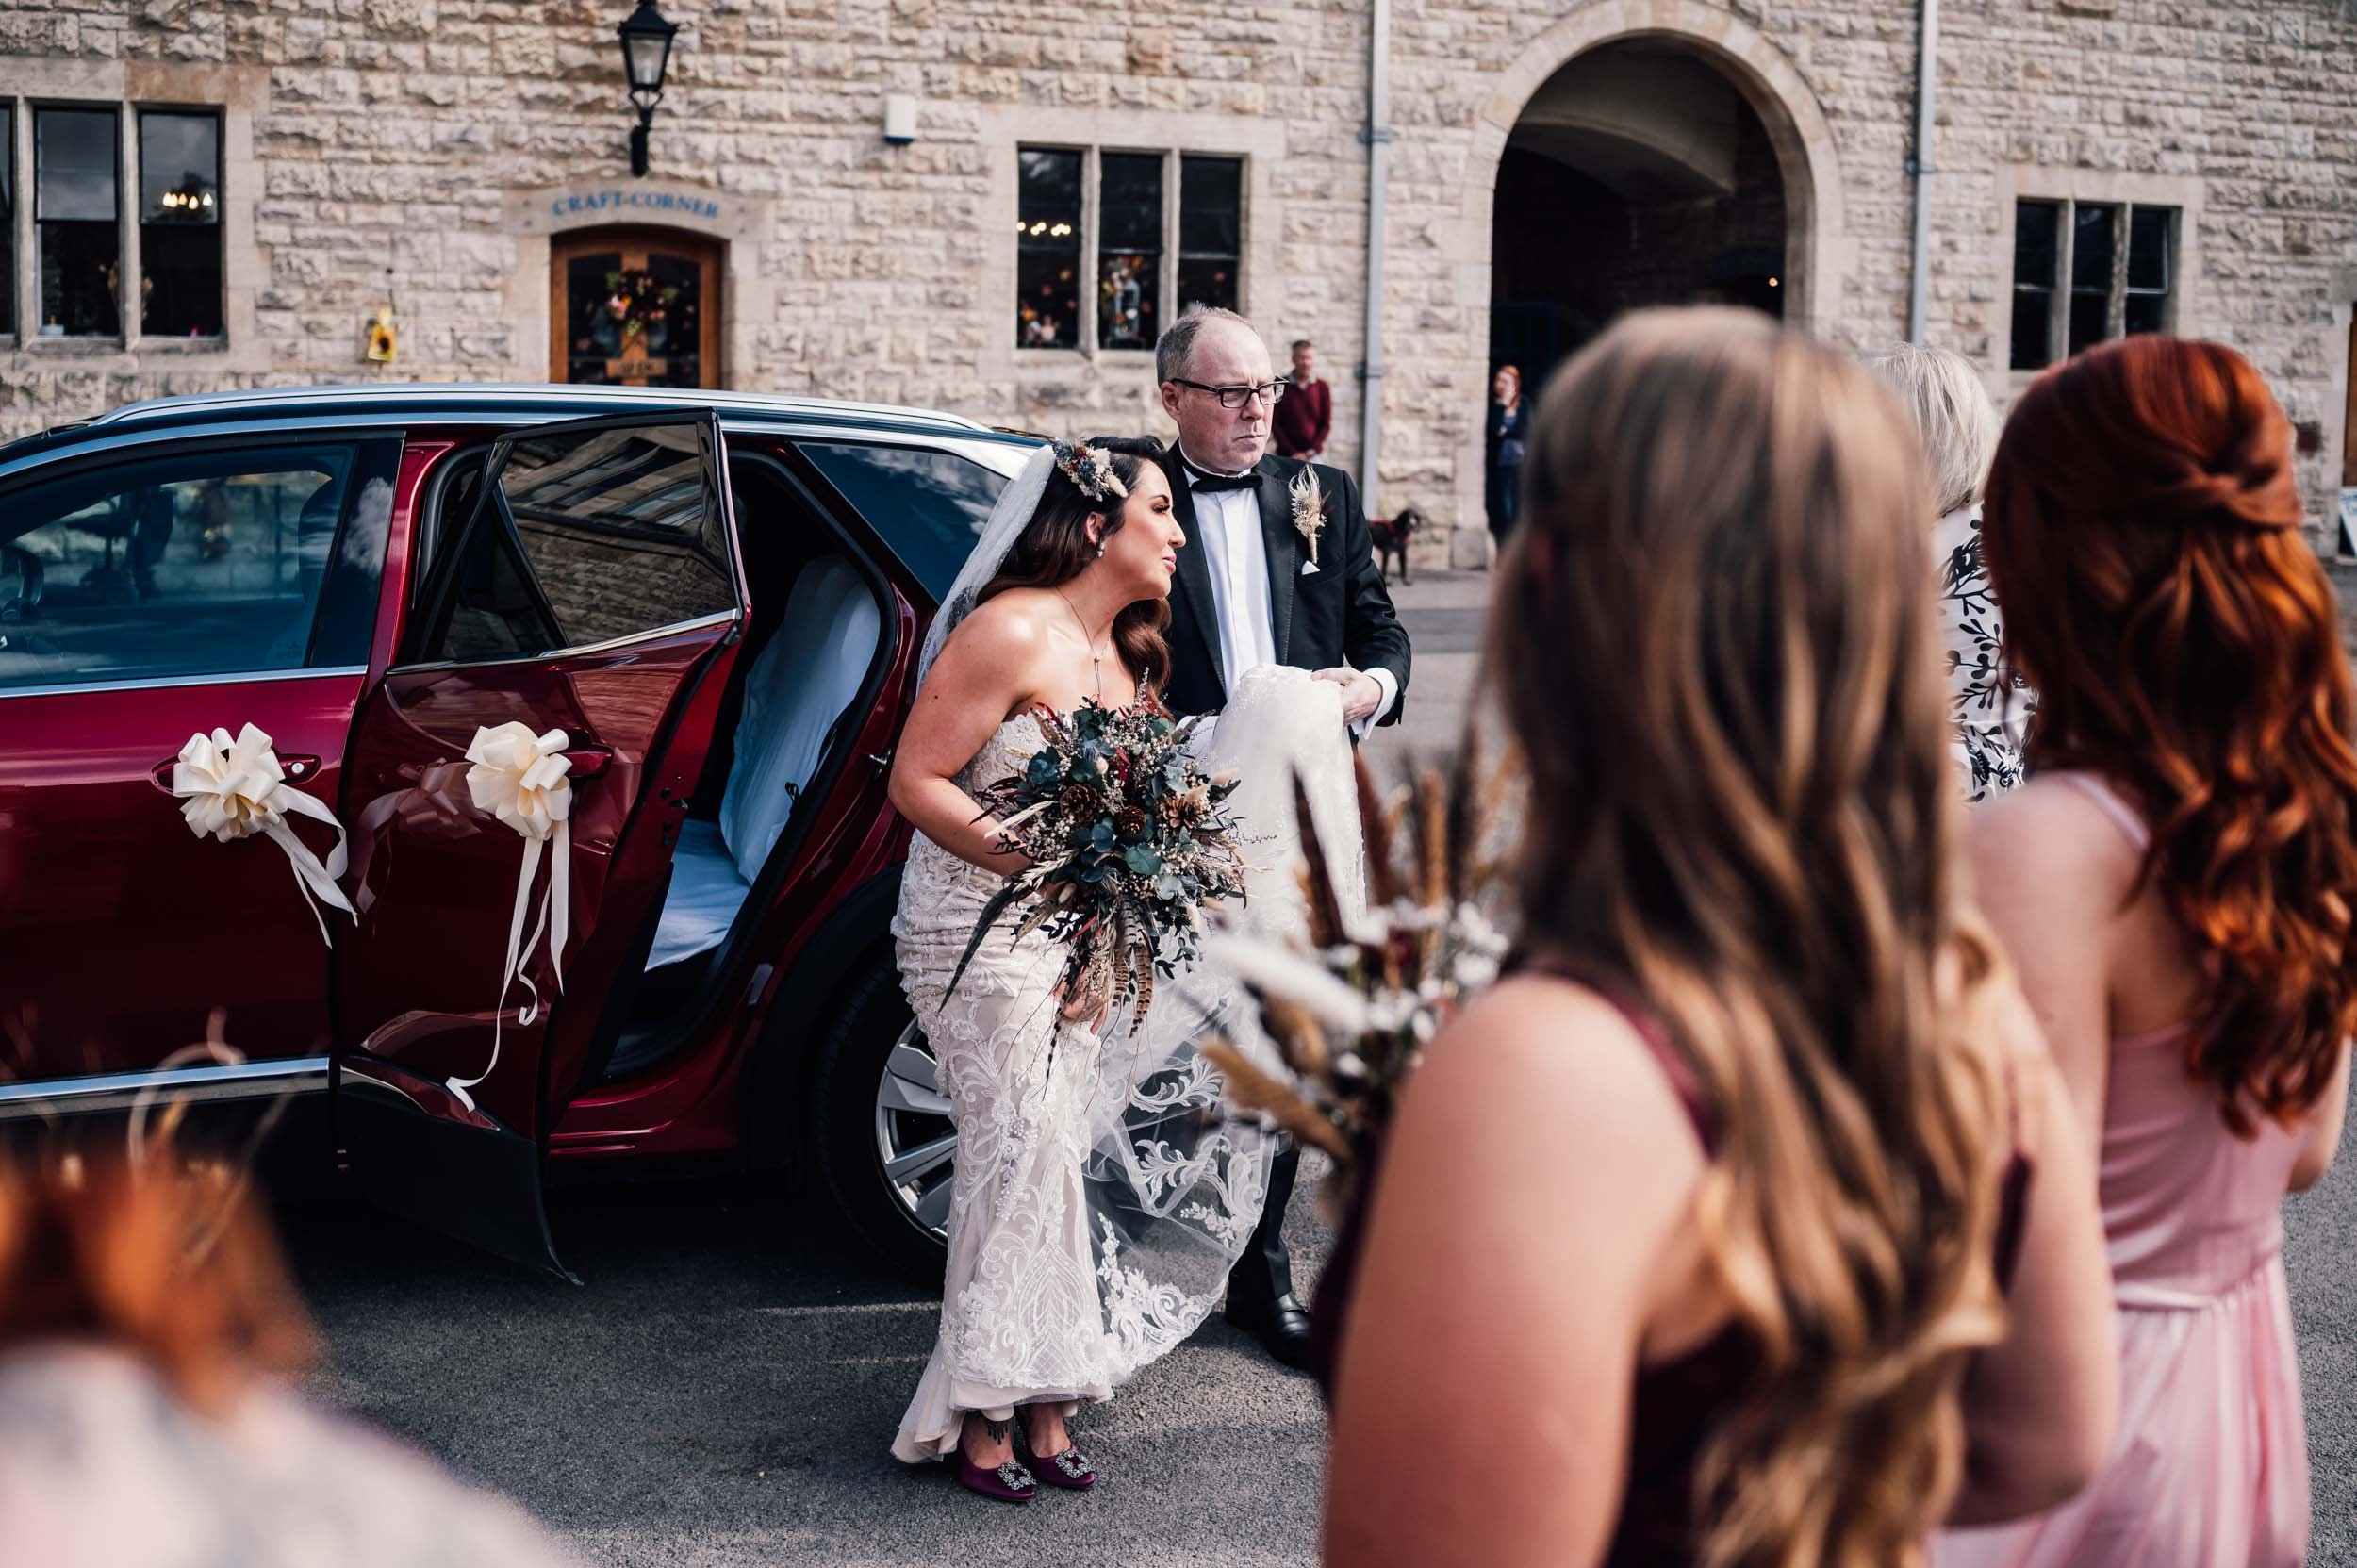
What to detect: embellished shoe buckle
<box><xmin>997</xmin><ymin>1461</ymin><xmax>1036</xmax><ymax>1492</ymax></box>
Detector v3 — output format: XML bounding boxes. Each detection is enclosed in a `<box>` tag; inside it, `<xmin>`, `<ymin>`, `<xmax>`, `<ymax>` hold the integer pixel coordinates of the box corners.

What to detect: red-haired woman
<box><xmin>1939</xmin><ymin>336</ymin><xmax>2356</xmax><ymax>1567</ymax></box>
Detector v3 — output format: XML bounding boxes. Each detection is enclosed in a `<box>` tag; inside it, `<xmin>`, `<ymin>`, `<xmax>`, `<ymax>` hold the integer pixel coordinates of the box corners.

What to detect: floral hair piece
<box><xmin>1053</xmin><ymin>441</ymin><xmax>1129</xmax><ymax>504</ymax></box>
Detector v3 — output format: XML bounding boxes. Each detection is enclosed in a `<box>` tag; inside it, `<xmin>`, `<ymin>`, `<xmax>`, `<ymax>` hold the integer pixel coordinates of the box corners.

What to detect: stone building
<box><xmin>3</xmin><ymin>0</ymin><xmax>2354</xmax><ymax>566</ymax></box>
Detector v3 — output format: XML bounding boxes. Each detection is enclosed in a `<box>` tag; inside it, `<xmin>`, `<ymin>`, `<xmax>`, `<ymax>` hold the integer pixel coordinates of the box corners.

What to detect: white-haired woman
<box><xmin>1867</xmin><ymin>342</ymin><xmax>2033</xmax><ymax>800</ymax></box>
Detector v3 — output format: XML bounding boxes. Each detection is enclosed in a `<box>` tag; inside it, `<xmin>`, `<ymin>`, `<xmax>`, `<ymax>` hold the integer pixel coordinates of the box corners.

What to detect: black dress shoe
<box><xmin>1227</xmin><ymin>1291</ymin><xmax>1314</xmax><ymax>1371</ymax></box>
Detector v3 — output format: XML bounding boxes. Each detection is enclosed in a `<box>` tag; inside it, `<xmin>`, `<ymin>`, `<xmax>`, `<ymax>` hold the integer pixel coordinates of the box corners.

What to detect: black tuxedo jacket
<box><xmin>1156</xmin><ymin>450</ymin><xmax>1411</xmax><ymax>726</ymax></box>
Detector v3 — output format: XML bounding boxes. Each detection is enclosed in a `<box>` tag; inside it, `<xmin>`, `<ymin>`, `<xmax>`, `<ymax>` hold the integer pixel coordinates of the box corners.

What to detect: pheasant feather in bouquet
<box><xmin>1200</xmin><ymin>739</ymin><xmax>1517</xmax><ymax>1205</ymax></box>
<box><xmin>948</xmin><ymin>697</ymin><xmax>1251</xmax><ymax>1032</ymax></box>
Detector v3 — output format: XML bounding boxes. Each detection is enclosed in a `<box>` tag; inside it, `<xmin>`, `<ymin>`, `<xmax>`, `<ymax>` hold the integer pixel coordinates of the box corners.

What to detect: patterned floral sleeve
<box><xmin>1933</xmin><ymin>504</ymin><xmax>2035</xmax><ymax>803</ymax></box>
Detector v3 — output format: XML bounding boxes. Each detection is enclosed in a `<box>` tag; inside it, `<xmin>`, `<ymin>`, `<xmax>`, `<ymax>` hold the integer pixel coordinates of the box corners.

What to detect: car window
<box><xmin>0</xmin><ymin>439</ymin><xmax>395</xmax><ymax>693</ymax></box>
<box><xmin>796</xmin><ymin>441</ymin><xmax>1012</xmax><ymax>603</ymax></box>
<box><xmin>409</xmin><ymin>422</ymin><xmax>736</xmax><ymax>665</ymax></box>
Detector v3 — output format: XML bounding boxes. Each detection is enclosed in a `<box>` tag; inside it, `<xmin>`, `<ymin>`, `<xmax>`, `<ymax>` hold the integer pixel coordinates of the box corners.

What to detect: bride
<box><xmin>886</xmin><ymin>436</ymin><xmax>1358</xmax><ymax>1501</ymax></box>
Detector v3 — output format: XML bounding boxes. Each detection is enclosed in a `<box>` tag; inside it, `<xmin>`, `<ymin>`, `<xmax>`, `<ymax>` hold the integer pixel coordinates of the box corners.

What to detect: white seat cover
<box><xmin>718</xmin><ymin>554</ymin><xmax>882</xmax><ymax>884</ymax></box>
<box><xmin>645</xmin><ymin>819</ymin><xmax>748</xmax><ymax>970</ymax></box>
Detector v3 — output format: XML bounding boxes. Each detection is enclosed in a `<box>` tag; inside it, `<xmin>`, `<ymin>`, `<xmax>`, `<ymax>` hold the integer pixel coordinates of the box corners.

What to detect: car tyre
<box><xmin>810</xmin><ymin>957</ymin><xmax>955</xmax><ymax>1282</ymax></box>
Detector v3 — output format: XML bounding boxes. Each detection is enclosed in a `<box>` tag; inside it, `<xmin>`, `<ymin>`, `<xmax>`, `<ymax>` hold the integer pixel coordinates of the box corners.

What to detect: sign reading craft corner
<box><xmin>549</xmin><ymin>188</ymin><xmax>727</xmax><ymax>224</ymax></box>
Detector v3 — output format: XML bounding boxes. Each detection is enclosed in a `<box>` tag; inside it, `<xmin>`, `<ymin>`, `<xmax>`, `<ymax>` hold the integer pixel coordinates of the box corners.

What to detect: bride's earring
<box><xmin>1095</xmin><ymin>544</ymin><xmax>1106</xmax><ymax>559</ymax></box>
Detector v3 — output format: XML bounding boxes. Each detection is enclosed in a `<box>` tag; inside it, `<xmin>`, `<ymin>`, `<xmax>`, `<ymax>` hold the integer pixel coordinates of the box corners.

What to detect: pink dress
<box><xmin>1939</xmin><ymin>773</ymin><xmax>2311</xmax><ymax>1568</ymax></box>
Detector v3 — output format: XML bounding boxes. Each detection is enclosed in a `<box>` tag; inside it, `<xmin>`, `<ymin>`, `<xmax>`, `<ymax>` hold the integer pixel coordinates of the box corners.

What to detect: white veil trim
<box><xmin>916</xmin><ymin>440</ymin><xmax>1055</xmax><ymax>687</ymax></box>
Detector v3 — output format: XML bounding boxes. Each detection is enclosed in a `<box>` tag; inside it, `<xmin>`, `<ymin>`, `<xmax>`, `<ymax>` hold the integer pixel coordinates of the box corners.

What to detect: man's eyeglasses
<box><xmin>1171</xmin><ymin>376</ymin><xmax>1292</xmax><ymax>409</ymax></box>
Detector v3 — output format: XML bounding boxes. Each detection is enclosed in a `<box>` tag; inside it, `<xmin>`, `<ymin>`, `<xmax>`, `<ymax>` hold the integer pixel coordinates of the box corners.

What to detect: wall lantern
<box><xmin>618</xmin><ymin>0</ymin><xmax>680</xmax><ymax>178</ymax></box>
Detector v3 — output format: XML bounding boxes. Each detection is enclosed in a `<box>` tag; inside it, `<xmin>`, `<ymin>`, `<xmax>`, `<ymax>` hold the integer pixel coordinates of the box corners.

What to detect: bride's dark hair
<box><xmin>977</xmin><ymin>436</ymin><xmax>1173</xmax><ymax>697</ymax></box>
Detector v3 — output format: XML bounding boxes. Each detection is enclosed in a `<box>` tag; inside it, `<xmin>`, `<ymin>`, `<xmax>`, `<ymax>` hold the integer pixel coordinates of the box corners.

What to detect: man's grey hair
<box><xmin>1156</xmin><ymin>305</ymin><xmax>1255</xmax><ymax>387</ymax></box>
<box><xmin>1861</xmin><ymin>341</ymin><xmax>2003</xmax><ymax>518</ymax></box>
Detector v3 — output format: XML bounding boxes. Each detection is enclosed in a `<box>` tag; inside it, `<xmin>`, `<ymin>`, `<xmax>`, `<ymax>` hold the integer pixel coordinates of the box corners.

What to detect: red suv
<box><xmin>0</xmin><ymin>385</ymin><xmax>1030</xmax><ymax>1279</ymax></box>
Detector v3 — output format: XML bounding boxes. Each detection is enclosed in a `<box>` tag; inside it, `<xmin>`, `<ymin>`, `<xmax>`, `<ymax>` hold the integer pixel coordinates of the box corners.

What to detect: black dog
<box><xmin>1370</xmin><ymin>506</ymin><xmax>1424</xmax><ymax>586</ymax></box>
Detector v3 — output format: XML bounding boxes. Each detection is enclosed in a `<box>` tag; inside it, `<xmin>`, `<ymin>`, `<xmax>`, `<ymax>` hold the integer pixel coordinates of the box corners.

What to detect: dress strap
<box><xmin>2056</xmin><ymin>771</ymin><xmax>2151</xmax><ymax>853</ymax></box>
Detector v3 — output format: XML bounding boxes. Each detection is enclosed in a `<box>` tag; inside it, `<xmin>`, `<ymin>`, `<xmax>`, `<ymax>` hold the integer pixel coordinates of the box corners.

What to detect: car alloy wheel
<box><xmin>873</xmin><ymin>1019</ymin><xmax>956</xmax><ymax>1240</ymax></box>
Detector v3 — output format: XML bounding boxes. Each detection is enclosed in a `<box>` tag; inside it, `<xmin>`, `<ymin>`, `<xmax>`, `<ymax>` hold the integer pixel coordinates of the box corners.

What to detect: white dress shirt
<box><xmin>1178</xmin><ymin>447</ymin><xmax>1398</xmax><ymax>735</ymax></box>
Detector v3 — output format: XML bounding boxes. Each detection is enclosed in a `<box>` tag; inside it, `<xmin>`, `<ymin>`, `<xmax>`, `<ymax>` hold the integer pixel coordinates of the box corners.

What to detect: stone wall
<box><xmin>2</xmin><ymin>0</ymin><xmax>2355</xmax><ymax>567</ymax></box>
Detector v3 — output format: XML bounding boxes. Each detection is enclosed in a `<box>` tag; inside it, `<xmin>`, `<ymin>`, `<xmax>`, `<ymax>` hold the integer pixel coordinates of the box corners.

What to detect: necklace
<box><xmin>1055</xmin><ymin>586</ymin><xmax>1109</xmax><ymax>700</ymax></box>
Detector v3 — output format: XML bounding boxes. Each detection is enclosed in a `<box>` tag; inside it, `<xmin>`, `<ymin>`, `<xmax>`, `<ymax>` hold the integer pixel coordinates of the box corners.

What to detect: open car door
<box><xmin>334</xmin><ymin>411</ymin><xmax>744</xmax><ymax>1277</ymax></box>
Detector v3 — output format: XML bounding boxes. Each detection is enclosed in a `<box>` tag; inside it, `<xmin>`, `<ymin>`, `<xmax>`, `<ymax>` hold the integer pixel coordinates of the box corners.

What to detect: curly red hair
<box><xmin>0</xmin><ymin>1147</ymin><xmax>314</xmax><ymax>1414</ymax></box>
<box><xmin>1984</xmin><ymin>334</ymin><xmax>2357</xmax><ymax>1132</ymax></box>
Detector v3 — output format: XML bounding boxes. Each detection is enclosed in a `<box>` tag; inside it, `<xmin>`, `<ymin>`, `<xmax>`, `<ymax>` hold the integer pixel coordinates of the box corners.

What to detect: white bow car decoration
<box><xmin>171</xmin><ymin>724</ymin><xmax>355</xmax><ymax>946</ymax></box>
<box><xmin>453</xmin><ymin>721</ymin><xmax>577</xmax><ymax>1113</ymax></box>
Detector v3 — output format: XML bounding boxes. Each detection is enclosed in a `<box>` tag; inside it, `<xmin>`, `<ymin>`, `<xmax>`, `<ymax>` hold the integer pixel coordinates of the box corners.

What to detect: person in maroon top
<box><xmin>1321</xmin><ymin>308</ymin><xmax>2119</xmax><ymax>1568</ymax></box>
<box><xmin>1272</xmin><ymin>338</ymin><xmax>1331</xmax><ymax>459</ymax></box>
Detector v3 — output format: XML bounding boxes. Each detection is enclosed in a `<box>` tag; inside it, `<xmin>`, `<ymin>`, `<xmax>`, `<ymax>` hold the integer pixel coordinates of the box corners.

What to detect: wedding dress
<box><xmin>889</xmin><ymin>662</ymin><xmax>1362</xmax><ymax>1462</ymax></box>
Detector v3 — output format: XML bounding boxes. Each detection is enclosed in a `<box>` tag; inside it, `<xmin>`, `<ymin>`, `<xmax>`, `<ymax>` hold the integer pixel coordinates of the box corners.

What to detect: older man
<box><xmin>1143</xmin><ymin>305</ymin><xmax>1411</xmax><ymax>1369</ymax></box>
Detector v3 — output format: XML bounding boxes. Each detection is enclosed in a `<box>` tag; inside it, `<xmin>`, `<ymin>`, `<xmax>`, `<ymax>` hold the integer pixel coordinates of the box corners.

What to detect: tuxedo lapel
<box><xmin>1166</xmin><ymin>463</ymin><xmax>1228</xmax><ymax>699</ymax></box>
<box><xmin>1255</xmin><ymin>458</ymin><xmax>1302</xmax><ymax>664</ymax></box>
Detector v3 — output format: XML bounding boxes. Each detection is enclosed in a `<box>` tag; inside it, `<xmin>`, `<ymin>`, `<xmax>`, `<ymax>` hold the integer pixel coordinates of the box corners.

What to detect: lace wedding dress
<box><xmin>889</xmin><ymin>664</ymin><xmax>1361</xmax><ymax>1462</ymax></box>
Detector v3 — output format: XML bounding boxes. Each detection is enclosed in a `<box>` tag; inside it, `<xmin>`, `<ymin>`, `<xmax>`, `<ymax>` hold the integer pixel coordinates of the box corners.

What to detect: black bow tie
<box><xmin>1185</xmin><ymin>466</ymin><xmax>1259</xmax><ymax>493</ymax></box>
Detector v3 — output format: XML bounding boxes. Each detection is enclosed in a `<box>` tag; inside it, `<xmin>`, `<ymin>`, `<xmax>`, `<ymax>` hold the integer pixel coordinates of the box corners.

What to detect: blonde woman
<box><xmin>1322</xmin><ymin>310</ymin><xmax>2118</xmax><ymax>1567</ymax></box>
<box><xmin>1865</xmin><ymin>341</ymin><xmax>2030</xmax><ymax>801</ymax></box>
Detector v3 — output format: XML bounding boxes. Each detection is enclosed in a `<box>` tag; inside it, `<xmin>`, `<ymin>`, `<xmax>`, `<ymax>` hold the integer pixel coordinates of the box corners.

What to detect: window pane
<box><xmin>35</xmin><ymin>108</ymin><xmax>116</xmax><ymax>223</ymax></box>
<box><xmin>2124</xmin><ymin>292</ymin><xmax>2168</xmax><ymax>338</ymax></box>
<box><xmin>1099</xmin><ymin>152</ymin><xmax>1161</xmax><ymax>252</ymax></box>
<box><xmin>1177</xmin><ymin>256</ymin><xmax>1237</xmax><ymax>314</ymax></box>
<box><xmin>1016</xmin><ymin>148</ymin><xmax>1081</xmax><ymax>350</ymax></box>
<box><xmin>427</xmin><ymin>514</ymin><xmax>552</xmax><ymax>664</ymax></box>
<box><xmin>39</xmin><ymin>222</ymin><xmax>120</xmax><ymax>338</ymax></box>
<box><xmin>139</xmin><ymin>112</ymin><xmax>219</xmax><ymax>223</ymax></box>
<box><xmin>1097</xmin><ymin>152</ymin><xmax>1162</xmax><ymax>351</ymax></box>
<box><xmin>2068</xmin><ymin>289</ymin><xmax>2109</xmax><ymax>356</ymax></box>
<box><xmin>1178</xmin><ymin>156</ymin><xmax>1242</xmax><ymax>256</ymax></box>
<box><xmin>2128</xmin><ymin>206</ymin><xmax>2173</xmax><ymax>291</ymax></box>
<box><xmin>2010</xmin><ymin>289</ymin><xmax>2053</xmax><ymax>372</ymax></box>
<box><xmin>2012</xmin><ymin>201</ymin><xmax>2060</xmax><ymax>290</ymax></box>
<box><xmin>138</xmin><ymin>110</ymin><xmax>223</xmax><ymax>338</ymax></box>
<box><xmin>141</xmin><ymin>225</ymin><xmax>222</xmax><ymax>338</ymax></box>
<box><xmin>492</xmin><ymin>423</ymin><xmax>734</xmax><ymax>649</ymax></box>
<box><xmin>640</xmin><ymin>252</ymin><xmax>706</xmax><ymax>387</ymax></box>
<box><xmin>0</xmin><ymin>444</ymin><xmax>361</xmax><ymax>692</ymax></box>
<box><xmin>798</xmin><ymin>441</ymin><xmax>1010</xmax><ymax>603</ymax></box>
<box><xmin>2070</xmin><ymin>203</ymin><xmax>2118</xmax><ymax>291</ymax></box>
<box><xmin>561</xmin><ymin>251</ymin><xmax>625</xmax><ymax>384</ymax></box>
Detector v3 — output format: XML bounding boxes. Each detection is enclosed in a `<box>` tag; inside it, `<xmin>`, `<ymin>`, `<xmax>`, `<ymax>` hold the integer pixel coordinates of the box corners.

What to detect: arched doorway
<box><xmin>1489</xmin><ymin>39</ymin><xmax>1788</xmax><ymax>401</ymax></box>
<box><xmin>550</xmin><ymin>226</ymin><xmax>723</xmax><ymax>388</ymax></box>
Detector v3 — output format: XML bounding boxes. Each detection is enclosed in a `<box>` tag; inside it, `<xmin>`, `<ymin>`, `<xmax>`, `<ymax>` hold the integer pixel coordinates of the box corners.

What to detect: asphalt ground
<box><xmin>294</xmin><ymin>569</ymin><xmax>2357</xmax><ymax>1564</ymax></box>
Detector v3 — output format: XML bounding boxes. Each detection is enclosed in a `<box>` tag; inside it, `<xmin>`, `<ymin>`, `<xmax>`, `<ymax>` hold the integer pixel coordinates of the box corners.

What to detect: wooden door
<box><xmin>551</xmin><ymin>228</ymin><xmax>723</xmax><ymax>388</ymax></box>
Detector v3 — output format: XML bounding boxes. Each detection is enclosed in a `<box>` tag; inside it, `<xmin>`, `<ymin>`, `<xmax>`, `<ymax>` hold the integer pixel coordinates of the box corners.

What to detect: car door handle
<box><xmin>150</xmin><ymin>751</ymin><xmax>321</xmax><ymax>795</ymax></box>
<box><xmin>563</xmin><ymin>746</ymin><xmax>613</xmax><ymax>779</ymax></box>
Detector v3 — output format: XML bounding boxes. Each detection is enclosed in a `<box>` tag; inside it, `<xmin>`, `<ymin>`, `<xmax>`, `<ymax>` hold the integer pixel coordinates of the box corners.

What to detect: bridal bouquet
<box><xmin>949</xmin><ymin>698</ymin><xmax>1250</xmax><ymax>1033</ymax></box>
<box><xmin>1201</xmin><ymin>743</ymin><xmax>1516</xmax><ymax>1203</ymax></box>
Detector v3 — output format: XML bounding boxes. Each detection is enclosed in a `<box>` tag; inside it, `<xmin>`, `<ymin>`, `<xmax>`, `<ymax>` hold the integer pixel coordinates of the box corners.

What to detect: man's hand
<box><xmin>1313</xmin><ymin>665</ymin><xmax>1384</xmax><ymax>724</ymax></box>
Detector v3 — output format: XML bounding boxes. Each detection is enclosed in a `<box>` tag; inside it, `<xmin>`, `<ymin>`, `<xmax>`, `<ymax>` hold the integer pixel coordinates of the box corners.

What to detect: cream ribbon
<box><xmin>171</xmin><ymin>724</ymin><xmax>355</xmax><ymax>946</ymax></box>
<box><xmin>453</xmin><ymin>722</ymin><xmax>576</xmax><ymax>1113</ymax></box>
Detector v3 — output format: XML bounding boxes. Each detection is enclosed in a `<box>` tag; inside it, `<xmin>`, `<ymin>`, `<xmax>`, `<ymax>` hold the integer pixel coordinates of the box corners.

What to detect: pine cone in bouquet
<box><xmin>946</xmin><ymin>697</ymin><xmax>1251</xmax><ymax>1034</ymax></box>
<box><xmin>1200</xmin><ymin>734</ymin><xmax>1518</xmax><ymax>1203</ymax></box>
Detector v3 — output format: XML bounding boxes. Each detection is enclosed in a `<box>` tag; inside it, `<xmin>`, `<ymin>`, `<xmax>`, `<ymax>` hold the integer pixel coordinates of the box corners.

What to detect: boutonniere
<box><xmin>1288</xmin><ymin>469</ymin><xmax>1329</xmax><ymax>565</ymax></box>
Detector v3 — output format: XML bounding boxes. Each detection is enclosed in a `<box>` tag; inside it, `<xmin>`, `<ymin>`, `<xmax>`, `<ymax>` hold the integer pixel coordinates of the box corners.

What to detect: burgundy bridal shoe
<box><xmin>1016</xmin><ymin>1428</ymin><xmax>1098</xmax><ymax>1491</ymax></box>
<box><xmin>954</xmin><ymin>1450</ymin><xmax>1038</xmax><ymax>1504</ymax></box>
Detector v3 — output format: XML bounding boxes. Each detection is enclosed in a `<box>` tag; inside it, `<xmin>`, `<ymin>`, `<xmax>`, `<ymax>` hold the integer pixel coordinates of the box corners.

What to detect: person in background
<box><xmin>1485</xmin><ymin>364</ymin><xmax>1527</xmax><ymax>544</ymax></box>
<box><xmin>1323</xmin><ymin>308</ymin><xmax>2118</xmax><ymax>1568</ymax></box>
<box><xmin>0</xmin><ymin>1144</ymin><xmax>579</xmax><ymax>1568</ymax></box>
<box><xmin>1272</xmin><ymin>338</ymin><xmax>1331</xmax><ymax>460</ymax></box>
<box><xmin>1937</xmin><ymin>335</ymin><xmax>2356</xmax><ymax>1568</ymax></box>
<box><xmin>1865</xmin><ymin>342</ymin><xmax>2031</xmax><ymax>801</ymax></box>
